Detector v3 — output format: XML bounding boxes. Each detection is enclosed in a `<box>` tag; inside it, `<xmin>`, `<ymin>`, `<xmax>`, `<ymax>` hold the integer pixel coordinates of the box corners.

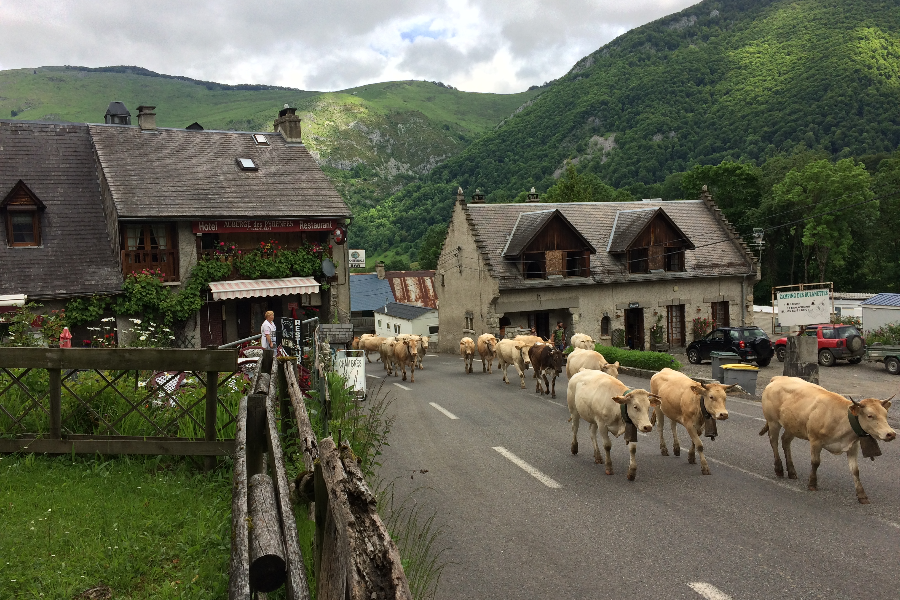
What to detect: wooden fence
<box><xmin>229</xmin><ymin>349</ymin><xmax>412</xmax><ymax>599</ymax></box>
<box><xmin>0</xmin><ymin>347</ymin><xmax>239</xmax><ymax>461</ymax></box>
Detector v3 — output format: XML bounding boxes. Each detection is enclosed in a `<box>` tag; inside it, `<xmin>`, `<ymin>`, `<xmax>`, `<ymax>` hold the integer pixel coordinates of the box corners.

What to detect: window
<box><xmin>523</xmin><ymin>252</ymin><xmax>545</xmax><ymax>279</ymax></box>
<box><xmin>429</xmin><ymin>325</ymin><xmax>439</xmax><ymax>334</ymax></box>
<box><xmin>236</xmin><ymin>157</ymin><xmax>258</xmax><ymax>170</ymax></box>
<box><xmin>465</xmin><ymin>315</ymin><xmax>474</xmax><ymax>330</ymax></box>
<box><xmin>120</xmin><ymin>223</ymin><xmax>179</xmax><ymax>281</ymax></box>
<box><xmin>711</xmin><ymin>301</ymin><xmax>730</xmax><ymax>328</ymax></box>
<box><xmin>665</xmin><ymin>247</ymin><xmax>685</xmax><ymax>272</ymax></box>
<box><xmin>394</xmin><ymin>324</ymin><xmax>400</xmax><ymax>334</ymax></box>
<box><xmin>2</xmin><ymin>181</ymin><xmax>44</xmax><ymax>247</ymax></box>
<box><xmin>253</xmin><ymin>134</ymin><xmax>269</xmax><ymax>145</ymax></box>
<box><xmin>628</xmin><ymin>248</ymin><xmax>649</xmax><ymax>273</ymax></box>
<box><xmin>377</xmin><ymin>320</ymin><xmax>381</xmax><ymax>327</ymax></box>
<box><xmin>601</xmin><ymin>316</ymin><xmax>611</xmax><ymax>337</ymax></box>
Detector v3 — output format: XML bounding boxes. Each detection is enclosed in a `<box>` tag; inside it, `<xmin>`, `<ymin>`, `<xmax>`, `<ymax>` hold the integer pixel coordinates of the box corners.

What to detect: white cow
<box><xmin>414</xmin><ymin>335</ymin><xmax>429</xmax><ymax>369</ymax></box>
<box><xmin>566</xmin><ymin>348</ymin><xmax>620</xmax><ymax>379</ymax></box>
<box><xmin>460</xmin><ymin>337</ymin><xmax>476</xmax><ymax>374</ymax></box>
<box><xmin>495</xmin><ymin>338</ymin><xmax>530</xmax><ymax>388</ymax></box>
<box><xmin>570</xmin><ymin>333</ymin><xmax>595</xmax><ymax>350</ymax></box>
<box><xmin>380</xmin><ymin>337</ymin><xmax>397</xmax><ymax>375</ymax></box>
<box><xmin>358</xmin><ymin>334</ymin><xmax>385</xmax><ymax>363</ymax></box>
<box><xmin>567</xmin><ymin>369</ymin><xmax>660</xmax><ymax>480</ymax></box>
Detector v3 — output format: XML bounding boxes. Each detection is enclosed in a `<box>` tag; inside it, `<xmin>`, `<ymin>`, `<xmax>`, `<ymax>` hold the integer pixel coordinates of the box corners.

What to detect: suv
<box><xmin>686</xmin><ymin>326</ymin><xmax>775</xmax><ymax>367</ymax></box>
<box><xmin>774</xmin><ymin>324</ymin><xmax>865</xmax><ymax>366</ymax></box>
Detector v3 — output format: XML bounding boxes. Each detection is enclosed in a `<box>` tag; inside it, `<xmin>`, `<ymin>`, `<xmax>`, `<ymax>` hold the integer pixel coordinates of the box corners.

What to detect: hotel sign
<box><xmin>191</xmin><ymin>219</ymin><xmax>335</xmax><ymax>233</ymax></box>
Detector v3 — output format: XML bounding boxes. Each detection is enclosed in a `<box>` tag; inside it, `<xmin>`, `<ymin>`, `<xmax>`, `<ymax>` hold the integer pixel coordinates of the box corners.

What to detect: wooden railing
<box><xmin>121</xmin><ymin>249</ymin><xmax>179</xmax><ymax>282</ymax></box>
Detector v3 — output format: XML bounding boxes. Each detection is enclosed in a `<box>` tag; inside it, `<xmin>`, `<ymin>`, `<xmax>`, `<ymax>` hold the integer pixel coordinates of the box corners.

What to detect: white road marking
<box><xmin>366</xmin><ymin>374</ymin><xmax>382</xmax><ymax>379</ymax></box>
<box><xmin>688</xmin><ymin>582</ymin><xmax>733</xmax><ymax>600</ymax></box>
<box><xmin>394</xmin><ymin>383</ymin><xmax>411</xmax><ymax>391</ymax></box>
<box><xmin>429</xmin><ymin>402</ymin><xmax>459</xmax><ymax>420</ymax></box>
<box><xmin>728</xmin><ymin>410</ymin><xmax>765</xmax><ymax>421</ymax></box>
<box><xmin>705</xmin><ymin>457</ymin><xmax>801</xmax><ymax>493</ymax></box>
<box><xmin>546</xmin><ymin>399</ymin><xmax>566</xmax><ymax>408</ymax></box>
<box><xmin>728</xmin><ymin>397</ymin><xmax>763</xmax><ymax>407</ymax></box>
<box><xmin>493</xmin><ymin>447</ymin><xmax>561</xmax><ymax>488</ymax></box>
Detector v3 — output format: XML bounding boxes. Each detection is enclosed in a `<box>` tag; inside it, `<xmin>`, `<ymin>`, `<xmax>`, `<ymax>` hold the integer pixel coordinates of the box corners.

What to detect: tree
<box><xmin>417</xmin><ymin>223</ymin><xmax>448</xmax><ymax>270</ymax></box>
<box><xmin>770</xmin><ymin>159</ymin><xmax>875</xmax><ymax>283</ymax></box>
<box><xmin>681</xmin><ymin>161</ymin><xmax>762</xmax><ymax>232</ymax></box>
<box><xmin>542</xmin><ymin>164</ymin><xmax>628</xmax><ymax>203</ymax></box>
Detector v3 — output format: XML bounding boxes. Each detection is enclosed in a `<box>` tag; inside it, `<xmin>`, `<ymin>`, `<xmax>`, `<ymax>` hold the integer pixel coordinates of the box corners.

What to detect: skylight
<box><xmin>253</xmin><ymin>134</ymin><xmax>269</xmax><ymax>145</ymax></box>
<box><xmin>237</xmin><ymin>158</ymin><xmax>258</xmax><ymax>171</ymax></box>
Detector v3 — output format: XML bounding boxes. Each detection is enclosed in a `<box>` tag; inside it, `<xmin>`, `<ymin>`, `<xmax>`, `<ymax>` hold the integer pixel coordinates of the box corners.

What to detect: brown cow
<box><xmin>460</xmin><ymin>337</ymin><xmax>476</xmax><ymax>374</ymax></box>
<box><xmin>380</xmin><ymin>337</ymin><xmax>397</xmax><ymax>375</ymax></box>
<box><xmin>760</xmin><ymin>376</ymin><xmax>896</xmax><ymax>504</ymax></box>
<box><xmin>528</xmin><ymin>342</ymin><xmax>564</xmax><ymax>398</ymax></box>
<box><xmin>392</xmin><ymin>336</ymin><xmax>419</xmax><ymax>382</ymax></box>
<box><xmin>351</xmin><ymin>336</ymin><xmax>360</xmax><ymax>350</ymax></box>
<box><xmin>477</xmin><ymin>333</ymin><xmax>498</xmax><ymax>373</ymax></box>
<box><xmin>650</xmin><ymin>368</ymin><xmax>734</xmax><ymax>475</ymax></box>
<box><xmin>359</xmin><ymin>334</ymin><xmax>385</xmax><ymax>363</ymax></box>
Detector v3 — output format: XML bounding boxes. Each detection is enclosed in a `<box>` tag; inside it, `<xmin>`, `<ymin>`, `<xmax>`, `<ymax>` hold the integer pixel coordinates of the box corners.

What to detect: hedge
<box><xmin>564</xmin><ymin>345</ymin><xmax>682</xmax><ymax>372</ymax></box>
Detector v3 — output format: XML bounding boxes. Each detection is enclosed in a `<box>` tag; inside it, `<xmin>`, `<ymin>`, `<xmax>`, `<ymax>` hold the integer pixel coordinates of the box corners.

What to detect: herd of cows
<box><xmin>352</xmin><ymin>331</ymin><xmax>896</xmax><ymax>504</ymax></box>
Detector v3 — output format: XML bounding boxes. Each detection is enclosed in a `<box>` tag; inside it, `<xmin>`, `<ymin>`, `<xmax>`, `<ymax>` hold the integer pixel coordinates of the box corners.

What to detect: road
<box><xmin>368</xmin><ymin>354</ymin><xmax>900</xmax><ymax>600</ymax></box>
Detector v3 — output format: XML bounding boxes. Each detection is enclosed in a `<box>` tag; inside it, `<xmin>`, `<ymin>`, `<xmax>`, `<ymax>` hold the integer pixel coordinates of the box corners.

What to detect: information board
<box><xmin>348</xmin><ymin>249</ymin><xmax>366</xmax><ymax>268</ymax></box>
<box><xmin>776</xmin><ymin>289</ymin><xmax>831</xmax><ymax>326</ymax></box>
<box><xmin>335</xmin><ymin>350</ymin><xmax>366</xmax><ymax>395</ymax></box>
<box><xmin>280</xmin><ymin>317</ymin><xmax>298</xmax><ymax>355</ymax></box>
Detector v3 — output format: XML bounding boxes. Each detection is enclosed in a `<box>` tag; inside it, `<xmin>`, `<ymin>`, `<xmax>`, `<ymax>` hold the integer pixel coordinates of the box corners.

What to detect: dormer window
<box><xmin>2</xmin><ymin>180</ymin><xmax>44</xmax><ymax>247</ymax></box>
<box><xmin>502</xmin><ymin>209</ymin><xmax>595</xmax><ymax>280</ymax></box>
<box><xmin>607</xmin><ymin>208</ymin><xmax>692</xmax><ymax>275</ymax></box>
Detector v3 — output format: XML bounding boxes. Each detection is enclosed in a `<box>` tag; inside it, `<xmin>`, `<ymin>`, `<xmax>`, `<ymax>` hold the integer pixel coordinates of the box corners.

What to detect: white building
<box><xmin>375</xmin><ymin>302</ymin><xmax>439</xmax><ymax>339</ymax></box>
<box><xmin>833</xmin><ymin>292</ymin><xmax>874</xmax><ymax>319</ymax></box>
<box><xmin>861</xmin><ymin>293</ymin><xmax>900</xmax><ymax>332</ymax></box>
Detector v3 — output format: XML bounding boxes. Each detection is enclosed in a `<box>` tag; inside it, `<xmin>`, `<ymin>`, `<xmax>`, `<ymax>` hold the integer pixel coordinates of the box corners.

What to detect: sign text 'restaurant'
<box><xmin>191</xmin><ymin>220</ymin><xmax>334</xmax><ymax>233</ymax></box>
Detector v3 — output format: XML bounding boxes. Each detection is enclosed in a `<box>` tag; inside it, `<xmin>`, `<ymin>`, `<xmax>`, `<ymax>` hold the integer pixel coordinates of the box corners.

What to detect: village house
<box><xmin>0</xmin><ymin>103</ymin><xmax>352</xmax><ymax>346</ymax></box>
<box><xmin>374</xmin><ymin>302</ymin><xmax>439</xmax><ymax>340</ymax></box>
<box><xmin>436</xmin><ymin>187</ymin><xmax>758</xmax><ymax>353</ymax></box>
<box><xmin>349</xmin><ymin>264</ymin><xmax>437</xmax><ymax>335</ymax></box>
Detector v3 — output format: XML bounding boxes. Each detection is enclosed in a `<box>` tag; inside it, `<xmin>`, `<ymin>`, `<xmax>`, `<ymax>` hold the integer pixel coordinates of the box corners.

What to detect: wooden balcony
<box><xmin>121</xmin><ymin>249</ymin><xmax>180</xmax><ymax>282</ymax></box>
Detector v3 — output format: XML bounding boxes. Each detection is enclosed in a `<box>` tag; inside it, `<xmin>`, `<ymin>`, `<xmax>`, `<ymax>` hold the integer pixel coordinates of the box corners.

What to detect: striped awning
<box><xmin>209</xmin><ymin>277</ymin><xmax>320</xmax><ymax>300</ymax></box>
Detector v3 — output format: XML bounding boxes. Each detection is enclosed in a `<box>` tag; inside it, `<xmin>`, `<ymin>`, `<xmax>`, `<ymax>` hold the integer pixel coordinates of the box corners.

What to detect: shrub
<box><xmin>692</xmin><ymin>316</ymin><xmax>713</xmax><ymax>340</ymax></box>
<box><xmin>593</xmin><ymin>344</ymin><xmax>683</xmax><ymax>371</ymax></box>
<box><xmin>865</xmin><ymin>322</ymin><xmax>900</xmax><ymax>345</ymax></box>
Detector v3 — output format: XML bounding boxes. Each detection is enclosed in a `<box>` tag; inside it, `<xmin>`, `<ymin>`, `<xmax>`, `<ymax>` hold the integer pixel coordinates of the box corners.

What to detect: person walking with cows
<box><xmin>553</xmin><ymin>321</ymin><xmax>567</xmax><ymax>352</ymax></box>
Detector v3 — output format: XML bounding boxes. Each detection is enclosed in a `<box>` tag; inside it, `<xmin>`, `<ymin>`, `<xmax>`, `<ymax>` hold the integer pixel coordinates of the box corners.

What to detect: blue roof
<box><xmin>350</xmin><ymin>274</ymin><xmax>394</xmax><ymax>312</ymax></box>
<box><xmin>861</xmin><ymin>293</ymin><xmax>900</xmax><ymax>307</ymax></box>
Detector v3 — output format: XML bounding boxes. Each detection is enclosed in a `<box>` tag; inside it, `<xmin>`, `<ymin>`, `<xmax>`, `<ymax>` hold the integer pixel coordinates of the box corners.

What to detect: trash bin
<box><xmin>721</xmin><ymin>363</ymin><xmax>760</xmax><ymax>395</ymax></box>
<box><xmin>711</xmin><ymin>351</ymin><xmax>741</xmax><ymax>382</ymax></box>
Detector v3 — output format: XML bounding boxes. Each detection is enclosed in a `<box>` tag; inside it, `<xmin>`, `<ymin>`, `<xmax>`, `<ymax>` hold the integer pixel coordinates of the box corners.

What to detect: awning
<box><xmin>209</xmin><ymin>277</ymin><xmax>320</xmax><ymax>300</ymax></box>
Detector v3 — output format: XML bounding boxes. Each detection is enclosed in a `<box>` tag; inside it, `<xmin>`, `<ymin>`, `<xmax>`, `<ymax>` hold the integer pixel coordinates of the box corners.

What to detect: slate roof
<box><xmin>0</xmin><ymin>121</ymin><xmax>123</xmax><ymax>299</ymax></box>
<box><xmin>861</xmin><ymin>293</ymin><xmax>900</xmax><ymax>307</ymax></box>
<box><xmin>349</xmin><ymin>273</ymin><xmax>394</xmax><ymax>312</ymax></box>
<box><xmin>88</xmin><ymin>124</ymin><xmax>351</xmax><ymax>219</ymax></box>
<box><xmin>374</xmin><ymin>302</ymin><xmax>436</xmax><ymax>321</ymax></box>
<box><xmin>503</xmin><ymin>209</ymin><xmax>556</xmax><ymax>256</ymax></box>
<box><xmin>465</xmin><ymin>200</ymin><xmax>754</xmax><ymax>290</ymax></box>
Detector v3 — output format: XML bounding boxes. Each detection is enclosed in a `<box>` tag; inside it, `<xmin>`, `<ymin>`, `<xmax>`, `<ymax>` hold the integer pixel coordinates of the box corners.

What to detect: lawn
<box><xmin>0</xmin><ymin>454</ymin><xmax>232</xmax><ymax>599</ymax></box>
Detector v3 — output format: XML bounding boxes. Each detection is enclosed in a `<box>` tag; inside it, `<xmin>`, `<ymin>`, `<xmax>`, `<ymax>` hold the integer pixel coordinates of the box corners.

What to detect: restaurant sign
<box><xmin>191</xmin><ymin>219</ymin><xmax>335</xmax><ymax>234</ymax></box>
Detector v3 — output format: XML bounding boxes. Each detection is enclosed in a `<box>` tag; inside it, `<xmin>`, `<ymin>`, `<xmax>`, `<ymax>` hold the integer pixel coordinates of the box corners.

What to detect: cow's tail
<box><xmin>758</xmin><ymin>423</ymin><xmax>769</xmax><ymax>436</ymax></box>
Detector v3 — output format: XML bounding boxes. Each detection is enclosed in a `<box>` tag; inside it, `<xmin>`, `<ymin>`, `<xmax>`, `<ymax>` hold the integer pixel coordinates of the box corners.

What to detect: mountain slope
<box><xmin>354</xmin><ymin>0</ymin><xmax>900</xmax><ymax>256</ymax></box>
<box><xmin>0</xmin><ymin>65</ymin><xmax>539</xmax><ymax>209</ymax></box>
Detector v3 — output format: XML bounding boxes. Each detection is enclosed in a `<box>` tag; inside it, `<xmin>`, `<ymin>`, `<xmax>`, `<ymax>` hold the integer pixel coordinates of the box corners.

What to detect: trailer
<box><xmin>864</xmin><ymin>344</ymin><xmax>900</xmax><ymax>375</ymax></box>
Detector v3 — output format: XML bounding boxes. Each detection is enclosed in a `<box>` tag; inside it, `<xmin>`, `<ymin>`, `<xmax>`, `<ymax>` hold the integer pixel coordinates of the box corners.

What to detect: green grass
<box><xmin>0</xmin><ymin>454</ymin><xmax>232</xmax><ymax>599</ymax></box>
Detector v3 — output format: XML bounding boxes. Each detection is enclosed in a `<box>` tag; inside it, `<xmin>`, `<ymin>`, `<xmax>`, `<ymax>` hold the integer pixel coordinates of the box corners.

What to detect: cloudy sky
<box><xmin>0</xmin><ymin>1</ymin><xmax>698</xmax><ymax>93</ymax></box>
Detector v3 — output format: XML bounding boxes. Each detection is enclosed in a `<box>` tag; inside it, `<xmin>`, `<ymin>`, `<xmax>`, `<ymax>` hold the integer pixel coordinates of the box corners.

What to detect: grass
<box><xmin>0</xmin><ymin>454</ymin><xmax>232</xmax><ymax>599</ymax></box>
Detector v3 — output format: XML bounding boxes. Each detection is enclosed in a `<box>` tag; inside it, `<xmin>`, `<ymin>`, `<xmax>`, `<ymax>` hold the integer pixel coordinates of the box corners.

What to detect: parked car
<box><xmin>686</xmin><ymin>327</ymin><xmax>774</xmax><ymax>367</ymax></box>
<box><xmin>773</xmin><ymin>324</ymin><xmax>865</xmax><ymax>366</ymax></box>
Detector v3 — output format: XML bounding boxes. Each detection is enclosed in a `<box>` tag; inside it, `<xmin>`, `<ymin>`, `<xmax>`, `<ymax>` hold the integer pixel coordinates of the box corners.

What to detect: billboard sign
<box><xmin>776</xmin><ymin>289</ymin><xmax>831</xmax><ymax>326</ymax></box>
<box><xmin>348</xmin><ymin>249</ymin><xmax>366</xmax><ymax>269</ymax></box>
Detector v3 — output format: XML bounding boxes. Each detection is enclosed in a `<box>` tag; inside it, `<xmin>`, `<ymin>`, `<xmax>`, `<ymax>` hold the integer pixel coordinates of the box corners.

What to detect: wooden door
<box><xmin>535</xmin><ymin>313</ymin><xmax>550</xmax><ymax>340</ymax></box>
<box><xmin>200</xmin><ymin>301</ymin><xmax>224</xmax><ymax>347</ymax></box>
<box><xmin>712</xmin><ymin>301</ymin><xmax>730</xmax><ymax>328</ymax></box>
<box><xmin>667</xmin><ymin>305</ymin><xmax>685</xmax><ymax>347</ymax></box>
<box><xmin>625</xmin><ymin>308</ymin><xmax>644</xmax><ymax>349</ymax></box>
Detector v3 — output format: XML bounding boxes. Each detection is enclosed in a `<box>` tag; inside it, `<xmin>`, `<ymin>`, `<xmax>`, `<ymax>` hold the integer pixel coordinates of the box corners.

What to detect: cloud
<box><xmin>0</xmin><ymin>0</ymin><xmax>699</xmax><ymax>93</ymax></box>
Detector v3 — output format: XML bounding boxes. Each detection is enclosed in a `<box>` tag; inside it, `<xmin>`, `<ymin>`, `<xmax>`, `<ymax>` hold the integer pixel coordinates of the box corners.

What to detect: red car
<box><xmin>774</xmin><ymin>324</ymin><xmax>866</xmax><ymax>366</ymax></box>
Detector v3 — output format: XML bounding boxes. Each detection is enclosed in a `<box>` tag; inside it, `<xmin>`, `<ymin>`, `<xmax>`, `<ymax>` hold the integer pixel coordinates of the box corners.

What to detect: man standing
<box><xmin>552</xmin><ymin>321</ymin><xmax>566</xmax><ymax>352</ymax></box>
<box><xmin>261</xmin><ymin>310</ymin><xmax>277</xmax><ymax>350</ymax></box>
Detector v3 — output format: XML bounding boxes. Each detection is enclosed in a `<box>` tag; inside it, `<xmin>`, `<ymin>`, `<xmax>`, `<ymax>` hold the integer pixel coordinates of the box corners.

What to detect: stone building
<box><xmin>436</xmin><ymin>188</ymin><xmax>758</xmax><ymax>353</ymax></box>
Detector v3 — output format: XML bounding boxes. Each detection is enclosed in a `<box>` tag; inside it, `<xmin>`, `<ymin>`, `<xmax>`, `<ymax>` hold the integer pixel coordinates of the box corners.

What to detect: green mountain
<box><xmin>354</xmin><ymin>0</ymin><xmax>900</xmax><ymax>262</ymax></box>
<box><xmin>0</xmin><ymin>65</ymin><xmax>539</xmax><ymax>213</ymax></box>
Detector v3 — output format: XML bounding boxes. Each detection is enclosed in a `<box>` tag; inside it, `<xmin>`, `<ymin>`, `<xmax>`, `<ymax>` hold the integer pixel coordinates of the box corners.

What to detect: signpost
<box><xmin>775</xmin><ymin>288</ymin><xmax>832</xmax><ymax>327</ymax></box>
<box><xmin>335</xmin><ymin>350</ymin><xmax>366</xmax><ymax>397</ymax></box>
<box><xmin>348</xmin><ymin>249</ymin><xmax>366</xmax><ymax>269</ymax></box>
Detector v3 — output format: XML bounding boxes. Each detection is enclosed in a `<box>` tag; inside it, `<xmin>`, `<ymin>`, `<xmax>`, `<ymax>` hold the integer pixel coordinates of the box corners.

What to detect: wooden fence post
<box><xmin>205</xmin><ymin>346</ymin><xmax>220</xmax><ymax>472</ymax></box>
<box><xmin>248</xmin><ymin>473</ymin><xmax>287</xmax><ymax>593</ymax></box>
<box><xmin>278</xmin><ymin>359</ymin><xmax>292</xmax><ymax>438</ymax></box>
<box><xmin>313</xmin><ymin>461</ymin><xmax>326</xmax><ymax>583</ymax></box>
<box><xmin>229</xmin><ymin>394</ymin><xmax>251</xmax><ymax>600</ymax></box>
<box><xmin>246</xmin><ymin>393</ymin><xmax>268</xmax><ymax>478</ymax></box>
<box><xmin>48</xmin><ymin>369</ymin><xmax>61</xmax><ymax>440</ymax></box>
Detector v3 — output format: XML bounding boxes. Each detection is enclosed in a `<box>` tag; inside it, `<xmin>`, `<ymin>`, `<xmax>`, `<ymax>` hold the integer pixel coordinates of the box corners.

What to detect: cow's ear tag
<box><xmin>860</xmin><ymin>437</ymin><xmax>881</xmax><ymax>460</ymax></box>
<box><xmin>624</xmin><ymin>422</ymin><xmax>638</xmax><ymax>444</ymax></box>
<box><xmin>703</xmin><ymin>417</ymin><xmax>718</xmax><ymax>440</ymax></box>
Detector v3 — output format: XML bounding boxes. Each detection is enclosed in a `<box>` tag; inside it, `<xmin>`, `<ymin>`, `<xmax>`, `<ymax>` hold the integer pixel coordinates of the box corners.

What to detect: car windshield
<box><xmin>835</xmin><ymin>326</ymin><xmax>861</xmax><ymax>339</ymax></box>
<box><xmin>740</xmin><ymin>328</ymin><xmax>769</xmax><ymax>340</ymax></box>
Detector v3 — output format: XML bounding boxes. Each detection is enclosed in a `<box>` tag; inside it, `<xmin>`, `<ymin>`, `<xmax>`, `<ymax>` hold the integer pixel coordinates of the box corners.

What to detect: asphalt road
<box><xmin>369</xmin><ymin>354</ymin><xmax>900</xmax><ymax>600</ymax></box>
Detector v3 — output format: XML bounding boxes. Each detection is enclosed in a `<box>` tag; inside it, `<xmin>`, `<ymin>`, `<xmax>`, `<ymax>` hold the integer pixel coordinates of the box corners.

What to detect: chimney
<box><xmin>699</xmin><ymin>184</ymin><xmax>713</xmax><ymax>203</ymax></box>
<box><xmin>471</xmin><ymin>188</ymin><xmax>485</xmax><ymax>203</ymax></box>
<box><xmin>457</xmin><ymin>186</ymin><xmax>465</xmax><ymax>205</ymax></box>
<box><xmin>375</xmin><ymin>261</ymin><xmax>386</xmax><ymax>280</ymax></box>
<box><xmin>136</xmin><ymin>105</ymin><xmax>156</xmax><ymax>131</ymax></box>
<box><xmin>526</xmin><ymin>187</ymin><xmax>540</xmax><ymax>202</ymax></box>
<box><xmin>104</xmin><ymin>101</ymin><xmax>131</xmax><ymax>125</ymax></box>
<box><xmin>274</xmin><ymin>104</ymin><xmax>302</xmax><ymax>142</ymax></box>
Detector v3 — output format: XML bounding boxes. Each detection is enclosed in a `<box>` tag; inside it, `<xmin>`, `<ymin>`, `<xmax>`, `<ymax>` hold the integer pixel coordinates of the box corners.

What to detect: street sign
<box><xmin>776</xmin><ymin>289</ymin><xmax>831</xmax><ymax>327</ymax></box>
<box><xmin>349</xmin><ymin>249</ymin><xmax>366</xmax><ymax>268</ymax></box>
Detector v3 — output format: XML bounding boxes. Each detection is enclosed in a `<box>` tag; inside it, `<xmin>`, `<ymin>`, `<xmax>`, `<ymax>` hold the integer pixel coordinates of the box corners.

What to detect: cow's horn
<box><xmin>848</xmin><ymin>396</ymin><xmax>859</xmax><ymax>405</ymax></box>
<box><xmin>884</xmin><ymin>394</ymin><xmax>896</xmax><ymax>402</ymax></box>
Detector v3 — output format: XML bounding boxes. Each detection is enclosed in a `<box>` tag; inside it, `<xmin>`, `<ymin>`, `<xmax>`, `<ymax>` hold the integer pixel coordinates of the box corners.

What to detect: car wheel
<box><xmin>818</xmin><ymin>349</ymin><xmax>836</xmax><ymax>367</ymax></box>
<box><xmin>776</xmin><ymin>346</ymin><xmax>786</xmax><ymax>362</ymax></box>
<box><xmin>886</xmin><ymin>357</ymin><xmax>900</xmax><ymax>375</ymax></box>
<box><xmin>687</xmin><ymin>348</ymin><xmax>701</xmax><ymax>364</ymax></box>
<box><xmin>756</xmin><ymin>357</ymin><xmax>771</xmax><ymax>367</ymax></box>
<box><xmin>848</xmin><ymin>356</ymin><xmax>862</xmax><ymax>364</ymax></box>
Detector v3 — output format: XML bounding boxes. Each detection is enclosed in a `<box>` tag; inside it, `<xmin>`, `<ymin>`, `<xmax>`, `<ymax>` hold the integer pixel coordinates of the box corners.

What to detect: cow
<box><xmin>414</xmin><ymin>335</ymin><xmax>429</xmax><ymax>369</ymax></box>
<box><xmin>650</xmin><ymin>368</ymin><xmax>734</xmax><ymax>475</ymax></box>
<box><xmin>351</xmin><ymin>336</ymin><xmax>360</xmax><ymax>350</ymax></box>
<box><xmin>528</xmin><ymin>342</ymin><xmax>564</xmax><ymax>398</ymax></box>
<box><xmin>392</xmin><ymin>336</ymin><xmax>419</xmax><ymax>382</ymax></box>
<box><xmin>460</xmin><ymin>337</ymin><xmax>476</xmax><ymax>374</ymax></box>
<box><xmin>495</xmin><ymin>338</ymin><xmax>530</xmax><ymax>388</ymax></box>
<box><xmin>570</xmin><ymin>333</ymin><xmax>595</xmax><ymax>350</ymax></box>
<box><xmin>380</xmin><ymin>337</ymin><xmax>397</xmax><ymax>375</ymax></box>
<box><xmin>567</xmin><ymin>369</ymin><xmax>660</xmax><ymax>480</ymax></box>
<box><xmin>565</xmin><ymin>348</ymin><xmax>620</xmax><ymax>379</ymax></box>
<box><xmin>358</xmin><ymin>335</ymin><xmax>385</xmax><ymax>363</ymax></box>
<box><xmin>760</xmin><ymin>376</ymin><xmax>896</xmax><ymax>504</ymax></box>
<box><xmin>477</xmin><ymin>333</ymin><xmax>498</xmax><ymax>373</ymax></box>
